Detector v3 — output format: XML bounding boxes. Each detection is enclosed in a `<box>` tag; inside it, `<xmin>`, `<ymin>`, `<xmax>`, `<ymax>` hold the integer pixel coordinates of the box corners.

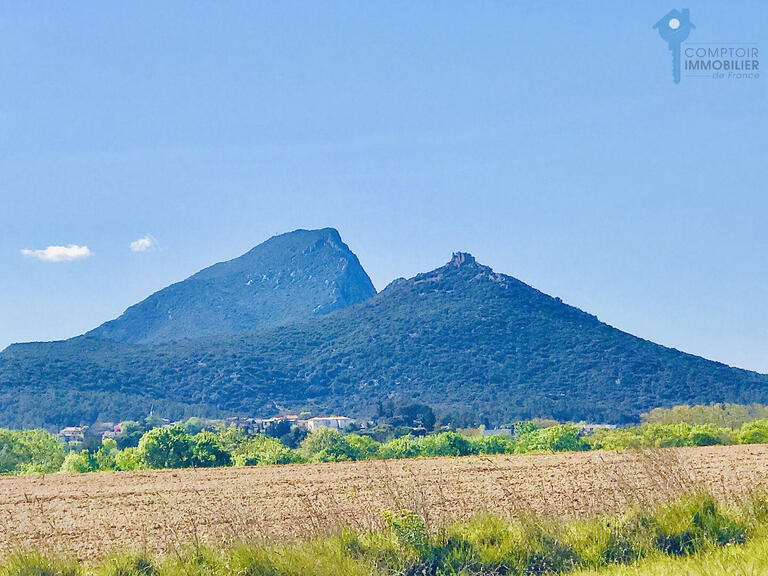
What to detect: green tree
<box><xmin>231</xmin><ymin>435</ymin><xmax>299</xmax><ymax>466</ymax></box>
<box><xmin>514</xmin><ymin>424</ymin><xmax>588</xmax><ymax>453</ymax></box>
<box><xmin>115</xmin><ymin>447</ymin><xmax>143</xmax><ymax>471</ymax></box>
<box><xmin>586</xmin><ymin>428</ymin><xmax>645</xmax><ymax>450</ymax></box>
<box><xmin>136</xmin><ymin>426</ymin><xmax>194</xmax><ymax>469</ymax></box>
<box><xmin>687</xmin><ymin>424</ymin><xmax>734</xmax><ymax>446</ymax></box>
<box><xmin>279</xmin><ymin>426</ymin><xmax>308</xmax><ymax>449</ymax></box>
<box><xmin>346</xmin><ymin>434</ymin><xmax>381</xmax><ymax>459</ymax></box>
<box><xmin>418</xmin><ymin>431</ymin><xmax>477</xmax><ymax>456</ymax></box>
<box><xmin>740</xmin><ymin>419</ymin><xmax>768</xmax><ymax>444</ymax></box>
<box><xmin>390</xmin><ymin>404</ymin><xmax>437</xmax><ymax>430</ymax></box>
<box><xmin>298</xmin><ymin>428</ymin><xmax>358</xmax><ymax>462</ymax></box>
<box><xmin>472</xmin><ymin>434</ymin><xmax>515</xmax><ymax>454</ymax></box>
<box><xmin>93</xmin><ymin>438</ymin><xmax>119</xmax><ymax>471</ymax></box>
<box><xmin>377</xmin><ymin>435</ymin><xmax>423</xmax><ymax>459</ymax></box>
<box><xmin>115</xmin><ymin>421</ymin><xmax>147</xmax><ymax>449</ymax></box>
<box><xmin>216</xmin><ymin>424</ymin><xmax>249</xmax><ymax>453</ymax></box>
<box><xmin>642</xmin><ymin>423</ymin><xmax>692</xmax><ymax>447</ymax></box>
<box><xmin>513</xmin><ymin>421</ymin><xmax>538</xmax><ymax>436</ymax></box>
<box><xmin>190</xmin><ymin>431</ymin><xmax>231</xmax><ymax>467</ymax></box>
<box><xmin>0</xmin><ymin>428</ymin><xmax>65</xmax><ymax>474</ymax></box>
<box><xmin>60</xmin><ymin>450</ymin><xmax>94</xmax><ymax>473</ymax></box>
<box><xmin>182</xmin><ymin>417</ymin><xmax>208</xmax><ymax>435</ymax></box>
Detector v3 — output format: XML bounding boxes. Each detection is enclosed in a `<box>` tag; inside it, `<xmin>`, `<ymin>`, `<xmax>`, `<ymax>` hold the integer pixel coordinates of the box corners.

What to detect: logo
<box><xmin>653</xmin><ymin>9</ymin><xmax>760</xmax><ymax>84</ymax></box>
<box><xmin>653</xmin><ymin>9</ymin><xmax>695</xmax><ymax>84</ymax></box>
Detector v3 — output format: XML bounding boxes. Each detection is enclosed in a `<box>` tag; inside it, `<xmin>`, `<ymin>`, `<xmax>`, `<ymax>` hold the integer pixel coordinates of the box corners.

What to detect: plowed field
<box><xmin>2</xmin><ymin>444</ymin><xmax>767</xmax><ymax>560</ymax></box>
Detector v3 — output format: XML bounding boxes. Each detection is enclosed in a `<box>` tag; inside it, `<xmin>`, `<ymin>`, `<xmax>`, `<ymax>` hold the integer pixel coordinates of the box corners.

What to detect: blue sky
<box><xmin>1</xmin><ymin>1</ymin><xmax>766</xmax><ymax>372</ymax></box>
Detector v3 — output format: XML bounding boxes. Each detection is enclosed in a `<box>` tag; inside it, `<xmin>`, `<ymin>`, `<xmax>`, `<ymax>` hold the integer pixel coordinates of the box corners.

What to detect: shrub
<box><xmin>653</xmin><ymin>494</ymin><xmax>746</xmax><ymax>555</ymax></box>
<box><xmin>95</xmin><ymin>552</ymin><xmax>158</xmax><ymax>576</ymax></box>
<box><xmin>588</xmin><ymin>423</ymin><xmax>735</xmax><ymax>451</ymax></box>
<box><xmin>586</xmin><ymin>428</ymin><xmax>646</xmax><ymax>450</ymax></box>
<box><xmin>231</xmin><ymin>435</ymin><xmax>299</xmax><ymax>466</ymax></box>
<box><xmin>60</xmin><ymin>450</ymin><xmax>94</xmax><ymax>474</ymax></box>
<box><xmin>377</xmin><ymin>436</ymin><xmax>423</xmax><ymax>459</ymax></box>
<box><xmin>0</xmin><ymin>552</ymin><xmax>81</xmax><ymax>576</ymax></box>
<box><xmin>641</xmin><ymin>423</ymin><xmax>692</xmax><ymax>448</ymax></box>
<box><xmin>417</xmin><ymin>432</ymin><xmax>477</xmax><ymax>457</ymax></box>
<box><xmin>471</xmin><ymin>434</ymin><xmax>515</xmax><ymax>454</ymax></box>
<box><xmin>298</xmin><ymin>428</ymin><xmax>358</xmax><ymax>462</ymax></box>
<box><xmin>514</xmin><ymin>424</ymin><xmax>588</xmax><ymax>453</ymax></box>
<box><xmin>642</xmin><ymin>403</ymin><xmax>768</xmax><ymax>428</ymax></box>
<box><xmin>382</xmin><ymin>509</ymin><xmax>429</xmax><ymax>555</ymax></box>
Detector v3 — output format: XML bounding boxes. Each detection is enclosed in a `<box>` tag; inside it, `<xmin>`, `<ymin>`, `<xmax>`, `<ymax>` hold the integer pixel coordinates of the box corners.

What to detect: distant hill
<box><xmin>2</xmin><ymin>247</ymin><xmax>767</xmax><ymax>429</ymax></box>
<box><xmin>86</xmin><ymin>227</ymin><xmax>376</xmax><ymax>344</ymax></box>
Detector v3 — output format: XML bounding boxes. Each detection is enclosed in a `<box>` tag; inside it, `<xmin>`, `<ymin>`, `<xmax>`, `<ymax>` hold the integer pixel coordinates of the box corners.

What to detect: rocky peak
<box><xmin>448</xmin><ymin>252</ymin><xmax>476</xmax><ymax>267</ymax></box>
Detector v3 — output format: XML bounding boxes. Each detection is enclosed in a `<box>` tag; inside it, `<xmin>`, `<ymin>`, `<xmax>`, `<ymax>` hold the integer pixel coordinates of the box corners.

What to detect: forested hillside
<box><xmin>2</xmin><ymin>251</ymin><xmax>766</xmax><ymax>429</ymax></box>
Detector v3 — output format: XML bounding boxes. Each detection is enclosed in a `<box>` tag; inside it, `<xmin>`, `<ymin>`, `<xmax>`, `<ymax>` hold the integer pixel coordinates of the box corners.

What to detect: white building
<box><xmin>305</xmin><ymin>416</ymin><xmax>355</xmax><ymax>432</ymax></box>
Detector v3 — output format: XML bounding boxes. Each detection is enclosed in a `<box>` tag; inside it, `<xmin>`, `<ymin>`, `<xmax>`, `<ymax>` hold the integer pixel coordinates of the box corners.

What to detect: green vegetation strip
<box><xmin>4</xmin><ymin>415</ymin><xmax>768</xmax><ymax>475</ymax></box>
<box><xmin>3</xmin><ymin>493</ymin><xmax>767</xmax><ymax>575</ymax></box>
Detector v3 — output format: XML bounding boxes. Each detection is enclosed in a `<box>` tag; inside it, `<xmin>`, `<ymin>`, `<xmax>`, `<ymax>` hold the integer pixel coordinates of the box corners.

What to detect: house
<box><xmin>224</xmin><ymin>416</ymin><xmax>261</xmax><ymax>433</ymax></box>
<box><xmin>86</xmin><ymin>422</ymin><xmax>118</xmax><ymax>441</ymax></box>
<box><xmin>224</xmin><ymin>414</ymin><xmax>301</xmax><ymax>435</ymax></box>
<box><xmin>305</xmin><ymin>416</ymin><xmax>355</xmax><ymax>432</ymax></box>
<box><xmin>58</xmin><ymin>426</ymin><xmax>87</xmax><ymax>443</ymax></box>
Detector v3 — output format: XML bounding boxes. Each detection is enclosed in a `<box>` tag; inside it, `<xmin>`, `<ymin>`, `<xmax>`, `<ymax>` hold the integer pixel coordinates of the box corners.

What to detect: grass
<box><xmin>2</xmin><ymin>492</ymin><xmax>767</xmax><ymax>576</ymax></box>
<box><xmin>571</xmin><ymin>538</ymin><xmax>768</xmax><ymax>575</ymax></box>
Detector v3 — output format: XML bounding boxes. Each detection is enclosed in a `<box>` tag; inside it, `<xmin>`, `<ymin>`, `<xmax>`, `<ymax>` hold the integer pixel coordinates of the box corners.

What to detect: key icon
<box><xmin>653</xmin><ymin>9</ymin><xmax>695</xmax><ymax>84</ymax></box>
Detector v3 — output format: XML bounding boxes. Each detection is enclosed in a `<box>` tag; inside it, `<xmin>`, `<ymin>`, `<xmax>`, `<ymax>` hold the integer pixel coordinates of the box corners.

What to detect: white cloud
<box><xmin>21</xmin><ymin>244</ymin><xmax>92</xmax><ymax>262</ymax></box>
<box><xmin>130</xmin><ymin>235</ymin><xmax>156</xmax><ymax>252</ymax></box>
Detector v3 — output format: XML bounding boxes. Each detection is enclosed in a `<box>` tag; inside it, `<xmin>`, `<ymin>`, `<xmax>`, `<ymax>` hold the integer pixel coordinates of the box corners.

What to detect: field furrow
<box><xmin>2</xmin><ymin>444</ymin><xmax>767</xmax><ymax>560</ymax></box>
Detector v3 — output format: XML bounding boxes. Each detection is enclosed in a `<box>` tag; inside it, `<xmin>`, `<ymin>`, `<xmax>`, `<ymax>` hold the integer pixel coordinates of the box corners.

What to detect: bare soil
<box><xmin>2</xmin><ymin>444</ymin><xmax>767</xmax><ymax>560</ymax></box>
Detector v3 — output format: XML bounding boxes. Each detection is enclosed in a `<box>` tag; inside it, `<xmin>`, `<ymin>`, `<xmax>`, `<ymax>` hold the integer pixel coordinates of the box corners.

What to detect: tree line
<box><xmin>2</xmin><ymin>413</ymin><xmax>768</xmax><ymax>475</ymax></box>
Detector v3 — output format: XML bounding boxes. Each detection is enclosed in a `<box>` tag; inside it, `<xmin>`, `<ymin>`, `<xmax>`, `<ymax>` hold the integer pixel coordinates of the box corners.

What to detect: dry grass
<box><xmin>0</xmin><ymin>444</ymin><xmax>766</xmax><ymax>561</ymax></box>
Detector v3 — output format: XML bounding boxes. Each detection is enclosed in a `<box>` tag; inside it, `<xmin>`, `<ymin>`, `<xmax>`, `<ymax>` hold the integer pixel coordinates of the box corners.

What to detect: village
<box><xmin>57</xmin><ymin>413</ymin><xmax>617</xmax><ymax>446</ymax></box>
<box><xmin>57</xmin><ymin>414</ymin><xmax>357</xmax><ymax>444</ymax></box>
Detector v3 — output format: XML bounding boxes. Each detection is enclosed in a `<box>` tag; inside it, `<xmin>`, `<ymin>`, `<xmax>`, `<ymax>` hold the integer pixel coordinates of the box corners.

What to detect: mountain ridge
<box><xmin>1</xmin><ymin>241</ymin><xmax>766</xmax><ymax>429</ymax></box>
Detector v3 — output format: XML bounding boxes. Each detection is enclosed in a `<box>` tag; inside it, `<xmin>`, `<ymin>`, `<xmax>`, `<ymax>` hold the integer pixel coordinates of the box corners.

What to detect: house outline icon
<box><xmin>653</xmin><ymin>8</ymin><xmax>695</xmax><ymax>44</ymax></box>
<box><xmin>653</xmin><ymin>9</ymin><xmax>695</xmax><ymax>84</ymax></box>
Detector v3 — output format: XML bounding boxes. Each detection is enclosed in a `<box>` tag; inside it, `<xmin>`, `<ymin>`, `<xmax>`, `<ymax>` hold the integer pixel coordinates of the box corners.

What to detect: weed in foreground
<box><xmin>2</xmin><ymin>492</ymin><xmax>767</xmax><ymax>576</ymax></box>
<box><xmin>0</xmin><ymin>552</ymin><xmax>81</xmax><ymax>576</ymax></box>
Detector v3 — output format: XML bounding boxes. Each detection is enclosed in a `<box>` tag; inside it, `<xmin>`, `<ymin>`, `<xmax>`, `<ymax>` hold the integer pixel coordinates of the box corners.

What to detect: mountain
<box><xmin>2</xmin><ymin>249</ymin><xmax>767</xmax><ymax>429</ymax></box>
<box><xmin>86</xmin><ymin>228</ymin><xmax>376</xmax><ymax>344</ymax></box>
